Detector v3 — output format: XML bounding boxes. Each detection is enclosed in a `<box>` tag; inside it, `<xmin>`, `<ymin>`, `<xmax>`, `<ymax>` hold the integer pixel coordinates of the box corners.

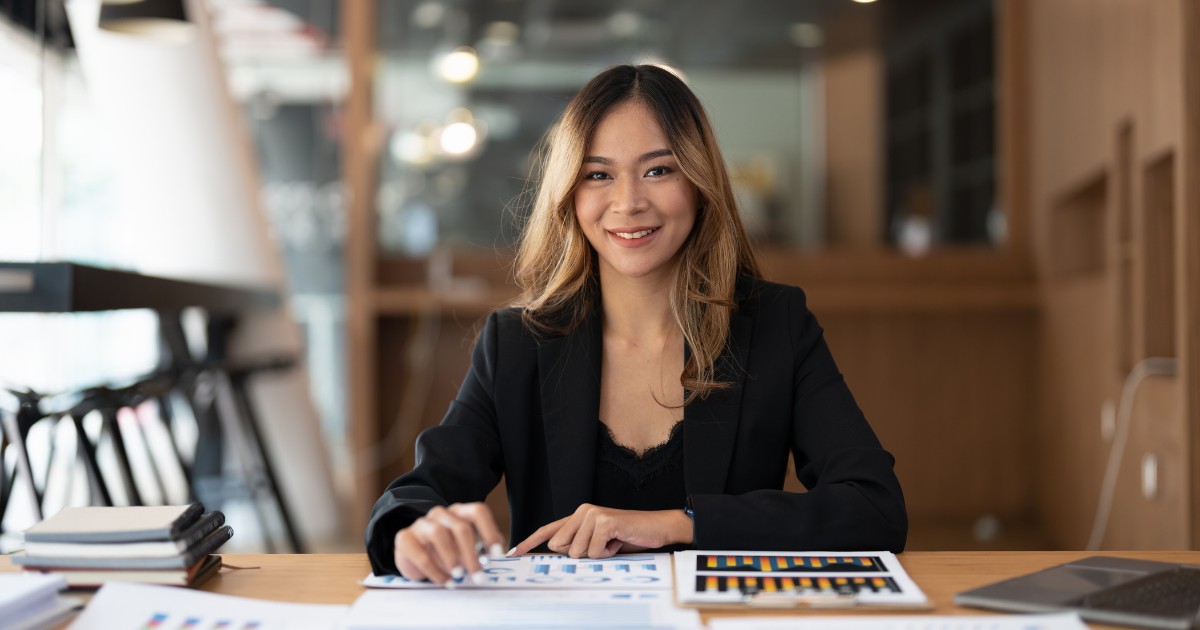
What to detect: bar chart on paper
<box><xmin>362</xmin><ymin>554</ymin><xmax>671</xmax><ymax>590</ymax></box>
<box><xmin>674</xmin><ymin>551</ymin><xmax>928</xmax><ymax>607</ymax></box>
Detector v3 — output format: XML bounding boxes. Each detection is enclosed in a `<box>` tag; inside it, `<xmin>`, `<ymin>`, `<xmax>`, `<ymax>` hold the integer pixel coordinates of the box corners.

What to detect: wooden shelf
<box><xmin>0</xmin><ymin>262</ymin><xmax>278</xmax><ymax>313</ymax></box>
<box><xmin>805</xmin><ymin>282</ymin><xmax>1037</xmax><ymax>313</ymax></box>
<box><xmin>372</xmin><ymin>285</ymin><xmax>519</xmax><ymax>316</ymax></box>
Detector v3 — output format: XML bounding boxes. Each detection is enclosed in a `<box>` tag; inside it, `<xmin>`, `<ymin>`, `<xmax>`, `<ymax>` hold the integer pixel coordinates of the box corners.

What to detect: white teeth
<box><xmin>614</xmin><ymin>229</ymin><xmax>655</xmax><ymax>239</ymax></box>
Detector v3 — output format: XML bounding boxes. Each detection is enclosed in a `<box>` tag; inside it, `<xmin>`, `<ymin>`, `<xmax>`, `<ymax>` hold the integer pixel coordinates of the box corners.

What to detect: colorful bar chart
<box><xmin>693</xmin><ymin>575</ymin><xmax>900</xmax><ymax>595</ymax></box>
<box><xmin>697</xmin><ymin>554</ymin><xmax>885</xmax><ymax>573</ymax></box>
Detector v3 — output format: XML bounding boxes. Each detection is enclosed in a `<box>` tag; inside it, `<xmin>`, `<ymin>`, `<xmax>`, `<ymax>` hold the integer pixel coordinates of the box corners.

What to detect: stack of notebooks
<box><xmin>14</xmin><ymin>502</ymin><xmax>232</xmax><ymax>588</ymax></box>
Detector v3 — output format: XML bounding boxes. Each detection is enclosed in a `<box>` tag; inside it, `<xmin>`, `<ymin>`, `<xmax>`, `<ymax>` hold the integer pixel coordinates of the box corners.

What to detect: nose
<box><xmin>610</xmin><ymin>175</ymin><xmax>647</xmax><ymax>214</ymax></box>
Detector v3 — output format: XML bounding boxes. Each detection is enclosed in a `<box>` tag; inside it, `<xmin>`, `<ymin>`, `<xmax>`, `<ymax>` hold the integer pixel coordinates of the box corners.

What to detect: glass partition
<box><xmin>368</xmin><ymin>0</ymin><xmax>999</xmax><ymax>255</ymax></box>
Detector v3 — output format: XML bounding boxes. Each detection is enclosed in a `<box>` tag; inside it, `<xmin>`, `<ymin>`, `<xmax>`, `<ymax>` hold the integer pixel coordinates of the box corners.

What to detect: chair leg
<box><xmin>156</xmin><ymin>393</ymin><xmax>195</xmax><ymax>501</ymax></box>
<box><xmin>230</xmin><ymin>373</ymin><xmax>305</xmax><ymax>553</ymax></box>
<box><xmin>212</xmin><ymin>372</ymin><xmax>278</xmax><ymax>553</ymax></box>
<box><xmin>126</xmin><ymin>405</ymin><xmax>170</xmax><ymax>505</ymax></box>
<box><xmin>1</xmin><ymin>410</ymin><xmax>44</xmax><ymax>521</ymax></box>
<box><xmin>101</xmin><ymin>407</ymin><xmax>144</xmax><ymax>505</ymax></box>
<box><xmin>71</xmin><ymin>413</ymin><xmax>113</xmax><ymax>507</ymax></box>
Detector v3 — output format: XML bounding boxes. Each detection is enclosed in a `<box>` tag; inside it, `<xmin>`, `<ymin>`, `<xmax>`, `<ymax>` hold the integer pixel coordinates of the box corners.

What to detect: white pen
<box><xmin>471</xmin><ymin>540</ymin><xmax>505</xmax><ymax>584</ymax></box>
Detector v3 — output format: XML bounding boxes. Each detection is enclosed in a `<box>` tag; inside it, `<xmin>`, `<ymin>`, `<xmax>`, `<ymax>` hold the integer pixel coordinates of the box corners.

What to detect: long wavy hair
<box><xmin>513</xmin><ymin>64</ymin><xmax>761</xmax><ymax>404</ymax></box>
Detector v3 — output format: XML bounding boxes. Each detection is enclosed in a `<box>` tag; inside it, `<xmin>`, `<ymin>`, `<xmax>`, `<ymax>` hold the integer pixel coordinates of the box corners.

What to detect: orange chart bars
<box><xmin>694</xmin><ymin>554</ymin><xmax>885</xmax><ymax>573</ymax></box>
<box><xmin>673</xmin><ymin>550</ymin><xmax>930</xmax><ymax>608</ymax></box>
<box><xmin>692</xmin><ymin>575</ymin><xmax>902</xmax><ymax>596</ymax></box>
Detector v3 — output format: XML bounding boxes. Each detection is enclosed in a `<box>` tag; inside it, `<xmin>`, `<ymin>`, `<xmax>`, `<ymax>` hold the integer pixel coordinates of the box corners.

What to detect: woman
<box><xmin>365</xmin><ymin>64</ymin><xmax>907</xmax><ymax>584</ymax></box>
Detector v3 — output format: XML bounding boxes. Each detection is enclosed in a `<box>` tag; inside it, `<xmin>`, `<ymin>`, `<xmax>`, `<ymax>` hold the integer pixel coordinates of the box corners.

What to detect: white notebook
<box><xmin>23</xmin><ymin>503</ymin><xmax>204</xmax><ymax>544</ymax></box>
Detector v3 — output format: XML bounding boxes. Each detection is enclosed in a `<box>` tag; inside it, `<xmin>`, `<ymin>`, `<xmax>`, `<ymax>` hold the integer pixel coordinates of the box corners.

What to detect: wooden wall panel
<box><xmin>824</xmin><ymin>50</ymin><xmax>883</xmax><ymax>247</ymax></box>
<box><xmin>1025</xmin><ymin>0</ymin><xmax>1191</xmax><ymax>549</ymax></box>
<box><xmin>1183</xmin><ymin>0</ymin><xmax>1200</xmax><ymax>549</ymax></box>
<box><xmin>1037</xmin><ymin>279</ymin><xmax>1116</xmax><ymax>547</ymax></box>
<box><xmin>815</xmin><ymin>310</ymin><xmax>1038</xmax><ymax>524</ymax></box>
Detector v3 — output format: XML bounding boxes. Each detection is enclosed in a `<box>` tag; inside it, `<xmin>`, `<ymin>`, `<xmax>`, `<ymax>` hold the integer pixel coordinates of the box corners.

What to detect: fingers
<box><xmin>514</xmin><ymin>506</ymin><xmax>677</xmax><ymax>561</ymax></box>
<box><xmin>510</xmin><ymin>516</ymin><xmax>567</xmax><ymax>557</ymax></box>
<box><xmin>392</xmin><ymin>502</ymin><xmax>502</xmax><ymax>585</ymax></box>
<box><xmin>565</xmin><ymin>506</ymin><xmax>619</xmax><ymax>560</ymax></box>
<box><xmin>548</xmin><ymin>504</ymin><xmax>615</xmax><ymax>559</ymax></box>
<box><xmin>394</xmin><ymin>527</ymin><xmax>449</xmax><ymax>584</ymax></box>
<box><xmin>563</xmin><ymin>508</ymin><xmax>597</xmax><ymax>559</ymax></box>
<box><xmin>429</xmin><ymin>508</ymin><xmax>482</xmax><ymax>576</ymax></box>
<box><xmin>448</xmin><ymin>502</ymin><xmax>505</xmax><ymax>558</ymax></box>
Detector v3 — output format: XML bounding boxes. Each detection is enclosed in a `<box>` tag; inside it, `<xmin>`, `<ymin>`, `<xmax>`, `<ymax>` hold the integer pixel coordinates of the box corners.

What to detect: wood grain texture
<box><xmin>10</xmin><ymin>552</ymin><xmax>1200</xmax><ymax>629</ymax></box>
<box><xmin>1181</xmin><ymin>0</ymin><xmax>1200</xmax><ymax>549</ymax></box>
<box><xmin>341</xmin><ymin>0</ymin><xmax>379</xmax><ymax>538</ymax></box>
<box><xmin>1026</xmin><ymin>0</ymin><xmax>1192</xmax><ymax>549</ymax></box>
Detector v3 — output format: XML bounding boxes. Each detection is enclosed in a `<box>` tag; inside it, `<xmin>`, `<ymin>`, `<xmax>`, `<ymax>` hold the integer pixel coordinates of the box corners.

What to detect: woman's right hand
<box><xmin>393</xmin><ymin>502</ymin><xmax>505</xmax><ymax>585</ymax></box>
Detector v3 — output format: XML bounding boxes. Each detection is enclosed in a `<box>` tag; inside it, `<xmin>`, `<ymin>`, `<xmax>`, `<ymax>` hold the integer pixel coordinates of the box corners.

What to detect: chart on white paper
<box><xmin>362</xmin><ymin>553</ymin><xmax>671</xmax><ymax>590</ymax></box>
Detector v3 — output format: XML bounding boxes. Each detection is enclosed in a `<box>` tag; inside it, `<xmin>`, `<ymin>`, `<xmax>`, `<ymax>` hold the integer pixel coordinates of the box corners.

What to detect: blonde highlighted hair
<box><xmin>514</xmin><ymin>64</ymin><xmax>761</xmax><ymax>404</ymax></box>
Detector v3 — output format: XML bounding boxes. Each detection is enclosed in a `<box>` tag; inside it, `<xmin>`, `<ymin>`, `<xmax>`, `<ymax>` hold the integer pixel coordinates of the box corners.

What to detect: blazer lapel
<box><xmin>538</xmin><ymin>310</ymin><xmax>602</xmax><ymax>518</ymax></box>
<box><xmin>684</xmin><ymin>308</ymin><xmax>753</xmax><ymax>495</ymax></box>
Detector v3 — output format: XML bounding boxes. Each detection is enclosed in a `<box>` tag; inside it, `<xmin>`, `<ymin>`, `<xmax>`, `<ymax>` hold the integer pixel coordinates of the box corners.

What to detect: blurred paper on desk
<box><xmin>708</xmin><ymin>611</ymin><xmax>1089</xmax><ymax>630</ymax></box>
<box><xmin>71</xmin><ymin>581</ymin><xmax>348</xmax><ymax>630</ymax></box>
<box><xmin>341</xmin><ymin>589</ymin><xmax>701</xmax><ymax>629</ymax></box>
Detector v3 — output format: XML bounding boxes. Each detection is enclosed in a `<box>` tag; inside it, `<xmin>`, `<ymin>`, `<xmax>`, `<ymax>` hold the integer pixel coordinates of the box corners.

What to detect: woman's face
<box><xmin>574</xmin><ymin>100</ymin><xmax>698</xmax><ymax>284</ymax></box>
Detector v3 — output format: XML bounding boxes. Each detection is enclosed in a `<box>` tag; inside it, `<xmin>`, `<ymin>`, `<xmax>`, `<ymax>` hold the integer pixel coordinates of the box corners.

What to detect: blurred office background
<box><xmin>1</xmin><ymin>0</ymin><xmax>1197</xmax><ymax>553</ymax></box>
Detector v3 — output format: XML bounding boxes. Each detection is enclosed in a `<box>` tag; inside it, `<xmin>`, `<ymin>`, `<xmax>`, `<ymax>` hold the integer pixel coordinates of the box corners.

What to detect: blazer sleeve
<box><xmin>689</xmin><ymin>286</ymin><xmax>908</xmax><ymax>552</ymax></box>
<box><xmin>364</xmin><ymin>310</ymin><xmax>507</xmax><ymax>575</ymax></box>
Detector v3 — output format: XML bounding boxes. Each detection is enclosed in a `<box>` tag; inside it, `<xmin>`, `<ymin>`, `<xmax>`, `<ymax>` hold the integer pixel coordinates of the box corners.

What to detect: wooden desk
<box><xmin>174</xmin><ymin>551</ymin><xmax>1200</xmax><ymax>627</ymax></box>
<box><xmin>5</xmin><ymin>551</ymin><xmax>1200</xmax><ymax>626</ymax></box>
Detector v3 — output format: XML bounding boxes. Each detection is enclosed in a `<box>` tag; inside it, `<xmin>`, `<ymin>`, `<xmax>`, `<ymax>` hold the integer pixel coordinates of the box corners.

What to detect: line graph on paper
<box><xmin>362</xmin><ymin>554</ymin><xmax>671</xmax><ymax>590</ymax></box>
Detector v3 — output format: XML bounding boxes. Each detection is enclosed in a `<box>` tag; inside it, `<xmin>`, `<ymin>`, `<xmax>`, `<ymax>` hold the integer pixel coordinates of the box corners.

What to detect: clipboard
<box><xmin>672</xmin><ymin>550</ymin><xmax>932</xmax><ymax>611</ymax></box>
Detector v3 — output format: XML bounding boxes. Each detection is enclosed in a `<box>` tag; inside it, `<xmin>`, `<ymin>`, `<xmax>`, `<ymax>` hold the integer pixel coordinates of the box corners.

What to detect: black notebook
<box><xmin>955</xmin><ymin>556</ymin><xmax>1200</xmax><ymax>630</ymax></box>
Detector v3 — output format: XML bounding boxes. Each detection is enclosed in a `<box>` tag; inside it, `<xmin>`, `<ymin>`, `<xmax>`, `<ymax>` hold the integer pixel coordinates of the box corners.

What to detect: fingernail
<box><xmin>451</xmin><ymin>566</ymin><xmax>465</xmax><ymax>580</ymax></box>
<box><xmin>506</xmin><ymin>546</ymin><xmax>518</xmax><ymax>557</ymax></box>
<box><xmin>471</xmin><ymin>571</ymin><xmax>486</xmax><ymax>585</ymax></box>
<box><xmin>489</xmin><ymin>543</ymin><xmax>504</xmax><ymax>558</ymax></box>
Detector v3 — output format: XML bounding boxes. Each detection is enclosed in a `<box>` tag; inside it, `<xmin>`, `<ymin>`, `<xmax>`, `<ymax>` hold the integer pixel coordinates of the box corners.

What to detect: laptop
<box><xmin>955</xmin><ymin>556</ymin><xmax>1200</xmax><ymax>629</ymax></box>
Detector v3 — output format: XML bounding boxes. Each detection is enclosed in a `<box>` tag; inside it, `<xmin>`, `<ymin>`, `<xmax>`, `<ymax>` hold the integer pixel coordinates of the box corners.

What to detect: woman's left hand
<box><xmin>509</xmin><ymin>504</ymin><xmax>693</xmax><ymax>558</ymax></box>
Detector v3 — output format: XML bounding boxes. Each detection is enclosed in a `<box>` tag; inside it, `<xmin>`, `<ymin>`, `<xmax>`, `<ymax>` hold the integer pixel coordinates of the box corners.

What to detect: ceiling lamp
<box><xmin>435</xmin><ymin>46</ymin><xmax>480</xmax><ymax>83</ymax></box>
<box><xmin>98</xmin><ymin>0</ymin><xmax>193</xmax><ymax>41</ymax></box>
<box><xmin>789</xmin><ymin>23</ymin><xmax>824</xmax><ymax>48</ymax></box>
<box><xmin>439</xmin><ymin>122</ymin><xmax>477</xmax><ymax>156</ymax></box>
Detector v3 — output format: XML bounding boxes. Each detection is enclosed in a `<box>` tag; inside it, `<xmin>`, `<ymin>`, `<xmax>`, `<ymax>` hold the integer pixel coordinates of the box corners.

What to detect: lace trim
<box><xmin>596</xmin><ymin>419</ymin><xmax>684</xmax><ymax>487</ymax></box>
<box><xmin>601</xmin><ymin>419</ymin><xmax>685</xmax><ymax>459</ymax></box>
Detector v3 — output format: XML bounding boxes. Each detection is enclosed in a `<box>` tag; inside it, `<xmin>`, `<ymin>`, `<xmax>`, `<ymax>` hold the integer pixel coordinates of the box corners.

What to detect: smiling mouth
<box><xmin>611</xmin><ymin>228</ymin><xmax>657</xmax><ymax>240</ymax></box>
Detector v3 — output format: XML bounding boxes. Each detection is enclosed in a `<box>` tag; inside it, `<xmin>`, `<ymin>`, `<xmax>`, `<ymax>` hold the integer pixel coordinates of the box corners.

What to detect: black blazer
<box><xmin>366</xmin><ymin>277</ymin><xmax>907</xmax><ymax>575</ymax></box>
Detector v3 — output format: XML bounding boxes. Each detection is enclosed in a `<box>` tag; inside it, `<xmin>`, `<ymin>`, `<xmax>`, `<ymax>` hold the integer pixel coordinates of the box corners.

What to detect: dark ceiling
<box><xmin>370</xmin><ymin>0</ymin><xmax>886</xmax><ymax>69</ymax></box>
<box><xmin>251</xmin><ymin>0</ymin><xmax>958</xmax><ymax>69</ymax></box>
<box><xmin>2</xmin><ymin>0</ymin><xmax>965</xmax><ymax>69</ymax></box>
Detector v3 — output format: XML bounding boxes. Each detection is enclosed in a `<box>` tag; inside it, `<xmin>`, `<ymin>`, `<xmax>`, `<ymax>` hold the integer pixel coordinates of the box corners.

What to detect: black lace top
<box><xmin>591</xmin><ymin>419</ymin><xmax>686</xmax><ymax>512</ymax></box>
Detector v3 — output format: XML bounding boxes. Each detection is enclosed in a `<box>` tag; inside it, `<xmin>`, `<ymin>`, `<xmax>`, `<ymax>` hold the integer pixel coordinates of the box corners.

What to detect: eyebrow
<box><xmin>582</xmin><ymin>148</ymin><xmax>674</xmax><ymax>165</ymax></box>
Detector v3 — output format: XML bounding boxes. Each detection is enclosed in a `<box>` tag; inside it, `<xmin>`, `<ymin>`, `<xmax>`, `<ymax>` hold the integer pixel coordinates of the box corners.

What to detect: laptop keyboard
<box><xmin>1079</xmin><ymin>568</ymin><xmax>1200</xmax><ymax>618</ymax></box>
